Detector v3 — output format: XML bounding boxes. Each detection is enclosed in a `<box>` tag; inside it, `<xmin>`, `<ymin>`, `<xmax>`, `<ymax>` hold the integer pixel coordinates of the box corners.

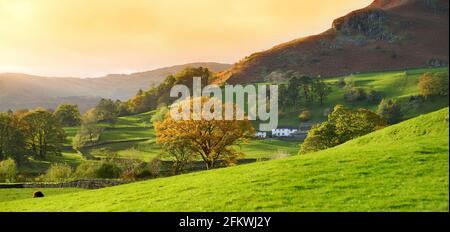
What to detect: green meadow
<box><xmin>279</xmin><ymin>67</ymin><xmax>449</xmax><ymax>125</ymax></box>
<box><xmin>0</xmin><ymin>188</ymin><xmax>84</xmax><ymax>203</ymax></box>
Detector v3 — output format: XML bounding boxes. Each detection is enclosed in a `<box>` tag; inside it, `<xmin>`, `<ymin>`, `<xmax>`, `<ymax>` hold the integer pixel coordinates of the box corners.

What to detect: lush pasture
<box><xmin>278</xmin><ymin>67</ymin><xmax>449</xmax><ymax>125</ymax></box>
<box><xmin>0</xmin><ymin>188</ymin><xmax>85</xmax><ymax>203</ymax></box>
<box><xmin>233</xmin><ymin>139</ymin><xmax>299</xmax><ymax>159</ymax></box>
<box><xmin>89</xmin><ymin>139</ymin><xmax>161</xmax><ymax>161</ymax></box>
<box><xmin>63</xmin><ymin>127</ymin><xmax>78</xmax><ymax>146</ymax></box>
<box><xmin>2</xmin><ymin>108</ymin><xmax>447</xmax><ymax>212</ymax></box>
<box><xmin>19</xmin><ymin>151</ymin><xmax>84</xmax><ymax>177</ymax></box>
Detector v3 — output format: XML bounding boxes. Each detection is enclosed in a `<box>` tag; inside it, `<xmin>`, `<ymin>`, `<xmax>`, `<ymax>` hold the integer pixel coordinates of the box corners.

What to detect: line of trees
<box><xmin>279</xmin><ymin>71</ymin><xmax>332</xmax><ymax>108</ymax></box>
<box><xmin>0</xmin><ymin>108</ymin><xmax>66</xmax><ymax>162</ymax></box>
<box><xmin>119</xmin><ymin>67</ymin><xmax>212</xmax><ymax>116</ymax></box>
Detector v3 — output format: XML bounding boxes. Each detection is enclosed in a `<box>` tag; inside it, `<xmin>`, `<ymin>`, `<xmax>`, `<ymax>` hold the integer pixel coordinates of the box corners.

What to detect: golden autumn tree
<box><xmin>418</xmin><ymin>72</ymin><xmax>449</xmax><ymax>99</ymax></box>
<box><xmin>156</xmin><ymin>97</ymin><xmax>255</xmax><ymax>170</ymax></box>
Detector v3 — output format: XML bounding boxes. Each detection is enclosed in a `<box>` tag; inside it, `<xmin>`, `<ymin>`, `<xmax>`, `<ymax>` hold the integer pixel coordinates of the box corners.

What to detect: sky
<box><xmin>0</xmin><ymin>0</ymin><xmax>373</xmax><ymax>77</ymax></box>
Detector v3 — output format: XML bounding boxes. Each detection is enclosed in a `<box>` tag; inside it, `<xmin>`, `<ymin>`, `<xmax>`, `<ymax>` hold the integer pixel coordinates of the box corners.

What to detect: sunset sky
<box><xmin>0</xmin><ymin>0</ymin><xmax>372</xmax><ymax>77</ymax></box>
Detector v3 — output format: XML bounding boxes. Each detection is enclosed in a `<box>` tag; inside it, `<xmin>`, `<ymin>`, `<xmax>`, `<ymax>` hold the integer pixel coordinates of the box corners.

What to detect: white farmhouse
<box><xmin>255</xmin><ymin>132</ymin><xmax>267</xmax><ymax>138</ymax></box>
<box><xmin>271</xmin><ymin>128</ymin><xmax>298</xmax><ymax>137</ymax></box>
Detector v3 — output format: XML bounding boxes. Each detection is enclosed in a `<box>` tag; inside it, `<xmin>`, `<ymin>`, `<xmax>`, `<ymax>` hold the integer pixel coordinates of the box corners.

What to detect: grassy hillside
<box><xmin>279</xmin><ymin>67</ymin><xmax>449</xmax><ymax>125</ymax></box>
<box><xmin>2</xmin><ymin>107</ymin><xmax>448</xmax><ymax>212</ymax></box>
<box><xmin>0</xmin><ymin>188</ymin><xmax>84</xmax><ymax>203</ymax></box>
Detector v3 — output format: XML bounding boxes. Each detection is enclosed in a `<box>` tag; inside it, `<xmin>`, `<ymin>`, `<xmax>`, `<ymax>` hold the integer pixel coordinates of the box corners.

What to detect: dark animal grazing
<box><xmin>33</xmin><ymin>191</ymin><xmax>44</xmax><ymax>198</ymax></box>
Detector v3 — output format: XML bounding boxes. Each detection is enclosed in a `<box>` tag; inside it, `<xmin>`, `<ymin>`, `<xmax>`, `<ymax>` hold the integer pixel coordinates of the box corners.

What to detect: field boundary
<box><xmin>0</xmin><ymin>179</ymin><xmax>130</xmax><ymax>189</ymax></box>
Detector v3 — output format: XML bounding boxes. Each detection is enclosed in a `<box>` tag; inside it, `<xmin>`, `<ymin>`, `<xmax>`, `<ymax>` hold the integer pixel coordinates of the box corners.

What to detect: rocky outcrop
<box><xmin>428</xmin><ymin>58</ymin><xmax>448</xmax><ymax>67</ymax></box>
<box><xmin>332</xmin><ymin>8</ymin><xmax>392</xmax><ymax>40</ymax></box>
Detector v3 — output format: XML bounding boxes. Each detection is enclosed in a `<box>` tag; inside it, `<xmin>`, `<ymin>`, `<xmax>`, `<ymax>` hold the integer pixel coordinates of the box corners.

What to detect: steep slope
<box><xmin>1</xmin><ymin>107</ymin><xmax>448</xmax><ymax>212</ymax></box>
<box><xmin>221</xmin><ymin>0</ymin><xmax>449</xmax><ymax>84</ymax></box>
<box><xmin>0</xmin><ymin>62</ymin><xmax>230</xmax><ymax>112</ymax></box>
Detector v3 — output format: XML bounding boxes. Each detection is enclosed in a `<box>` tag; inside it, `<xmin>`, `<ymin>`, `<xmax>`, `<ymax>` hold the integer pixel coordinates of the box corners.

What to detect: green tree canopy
<box><xmin>72</xmin><ymin>109</ymin><xmax>103</xmax><ymax>150</ymax></box>
<box><xmin>125</xmin><ymin>67</ymin><xmax>213</xmax><ymax>115</ymax></box>
<box><xmin>95</xmin><ymin>98</ymin><xmax>119</xmax><ymax>122</ymax></box>
<box><xmin>312</xmin><ymin>78</ymin><xmax>332</xmax><ymax>105</ymax></box>
<box><xmin>377</xmin><ymin>99</ymin><xmax>403</xmax><ymax>124</ymax></box>
<box><xmin>0</xmin><ymin>113</ymin><xmax>26</xmax><ymax>161</ymax></box>
<box><xmin>21</xmin><ymin>109</ymin><xmax>65</xmax><ymax>159</ymax></box>
<box><xmin>53</xmin><ymin>104</ymin><xmax>81</xmax><ymax>127</ymax></box>
<box><xmin>300</xmin><ymin>105</ymin><xmax>387</xmax><ymax>154</ymax></box>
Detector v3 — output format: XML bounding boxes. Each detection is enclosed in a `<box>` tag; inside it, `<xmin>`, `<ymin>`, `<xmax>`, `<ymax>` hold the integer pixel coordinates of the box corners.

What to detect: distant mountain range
<box><xmin>0</xmin><ymin>62</ymin><xmax>231</xmax><ymax>112</ymax></box>
<box><xmin>218</xmin><ymin>0</ymin><xmax>449</xmax><ymax>84</ymax></box>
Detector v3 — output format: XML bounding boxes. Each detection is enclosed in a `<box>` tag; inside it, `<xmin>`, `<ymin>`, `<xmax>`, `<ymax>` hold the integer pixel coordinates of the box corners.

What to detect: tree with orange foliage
<box><xmin>418</xmin><ymin>72</ymin><xmax>449</xmax><ymax>99</ymax></box>
<box><xmin>156</xmin><ymin>97</ymin><xmax>255</xmax><ymax>170</ymax></box>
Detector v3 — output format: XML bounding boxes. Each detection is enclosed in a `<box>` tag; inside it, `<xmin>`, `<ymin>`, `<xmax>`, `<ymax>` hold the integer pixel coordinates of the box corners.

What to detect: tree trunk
<box><xmin>205</xmin><ymin>160</ymin><xmax>215</xmax><ymax>170</ymax></box>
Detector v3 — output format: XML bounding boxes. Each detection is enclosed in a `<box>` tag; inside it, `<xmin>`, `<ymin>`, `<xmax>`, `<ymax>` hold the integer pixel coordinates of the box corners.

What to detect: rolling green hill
<box><xmin>278</xmin><ymin>67</ymin><xmax>449</xmax><ymax>125</ymax></box>
<box><xmin>2</xmin><ymin>107</ymin><xmax>448</xmax><ymax>212</ymax></box>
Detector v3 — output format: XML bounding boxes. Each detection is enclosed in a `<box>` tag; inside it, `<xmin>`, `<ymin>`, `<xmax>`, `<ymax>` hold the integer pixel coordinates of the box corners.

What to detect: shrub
<box><xmin>74</xmin><ymin>161</ymin><xmax>100</xmax><ymax>178</ymax></box>
<box><xmin>367</xmin><ymin>90</ymin><xmax>383</xmax><ymax>104</ymax></box>
<box><xmin>298</xmin><ymin>110</ymin><xmax>311</xmax><ymax>122</ymax></box>
<box><xmin>44</xmin><ymin>163</ymin><xmax>72</xmax><ymax>182</ymax></box>
<box><xmin>150</xmin><ymin>106</ymin><xmax>169</xmax><ymax>128</ymax></box>
<box><xmin>96</xmin><ymin>161</ymin><xmax>122</xmax><ymax>179</ymax></box>
<box><xmin>74</xmin><ymin>160</ymin><xmax>127</xmax><ymax>179</ymax></box>
<box><xmin>119</xmin><ymin>159</ymin><xmax>146</xmax><ymax>181</ymax></box>
<box><xmin>300</xmin><ymin>105</ymin><xmax>387</xmax><ymax>154</ymax></box>
<box><xmin>147</xmin><ymin>158</ymin><xmax>162</xmax><ymax>178</ymax></box>
<box><xmin>418</xmin><ymin>72</ymin><xmax>449</xmax><ymax>98</ymax></box>
<box><xmin>344</xmin><ymin>79</ymin><xmax>355</xmax><ymax>88</ymax></box>
<box><xmin>160</xmin><ymin>142</ymin><xmax>192</xmax><ymax>175</ymax></box>
<box><xmin>299</xmin><ymin>122</ymin><xmax>338</xmax><ymax>154</ymax></box>
<box><xmin>344</xmin><ymin>87</ymin><xmax>367</xmax><ymax>102</ymax></box>
<box><xmin>120</xmin><ymin>169</ymin><xmax>137</xmax><ymax>181</ymax></box>
<box><xmin>377</xmin><ymin>99</ymin><xmax>403</xmax><ymax>124</ymax></box>
<box><xmin>0</xmin><ymin>158</ymin><xmax>17</xmax><ymax>183</ymax></box>
<box><xmin>337</xmin><ymin>78</ymin><xmax>346</xmax><ymax>87</ymax></box>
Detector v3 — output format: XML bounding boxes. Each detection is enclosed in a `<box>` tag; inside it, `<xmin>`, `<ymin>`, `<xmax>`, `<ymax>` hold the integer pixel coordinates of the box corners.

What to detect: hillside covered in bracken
<box><xmin>219</xmin><ymin>0</ymin><xmax>449</xmax><ymax>84</ymax></box>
